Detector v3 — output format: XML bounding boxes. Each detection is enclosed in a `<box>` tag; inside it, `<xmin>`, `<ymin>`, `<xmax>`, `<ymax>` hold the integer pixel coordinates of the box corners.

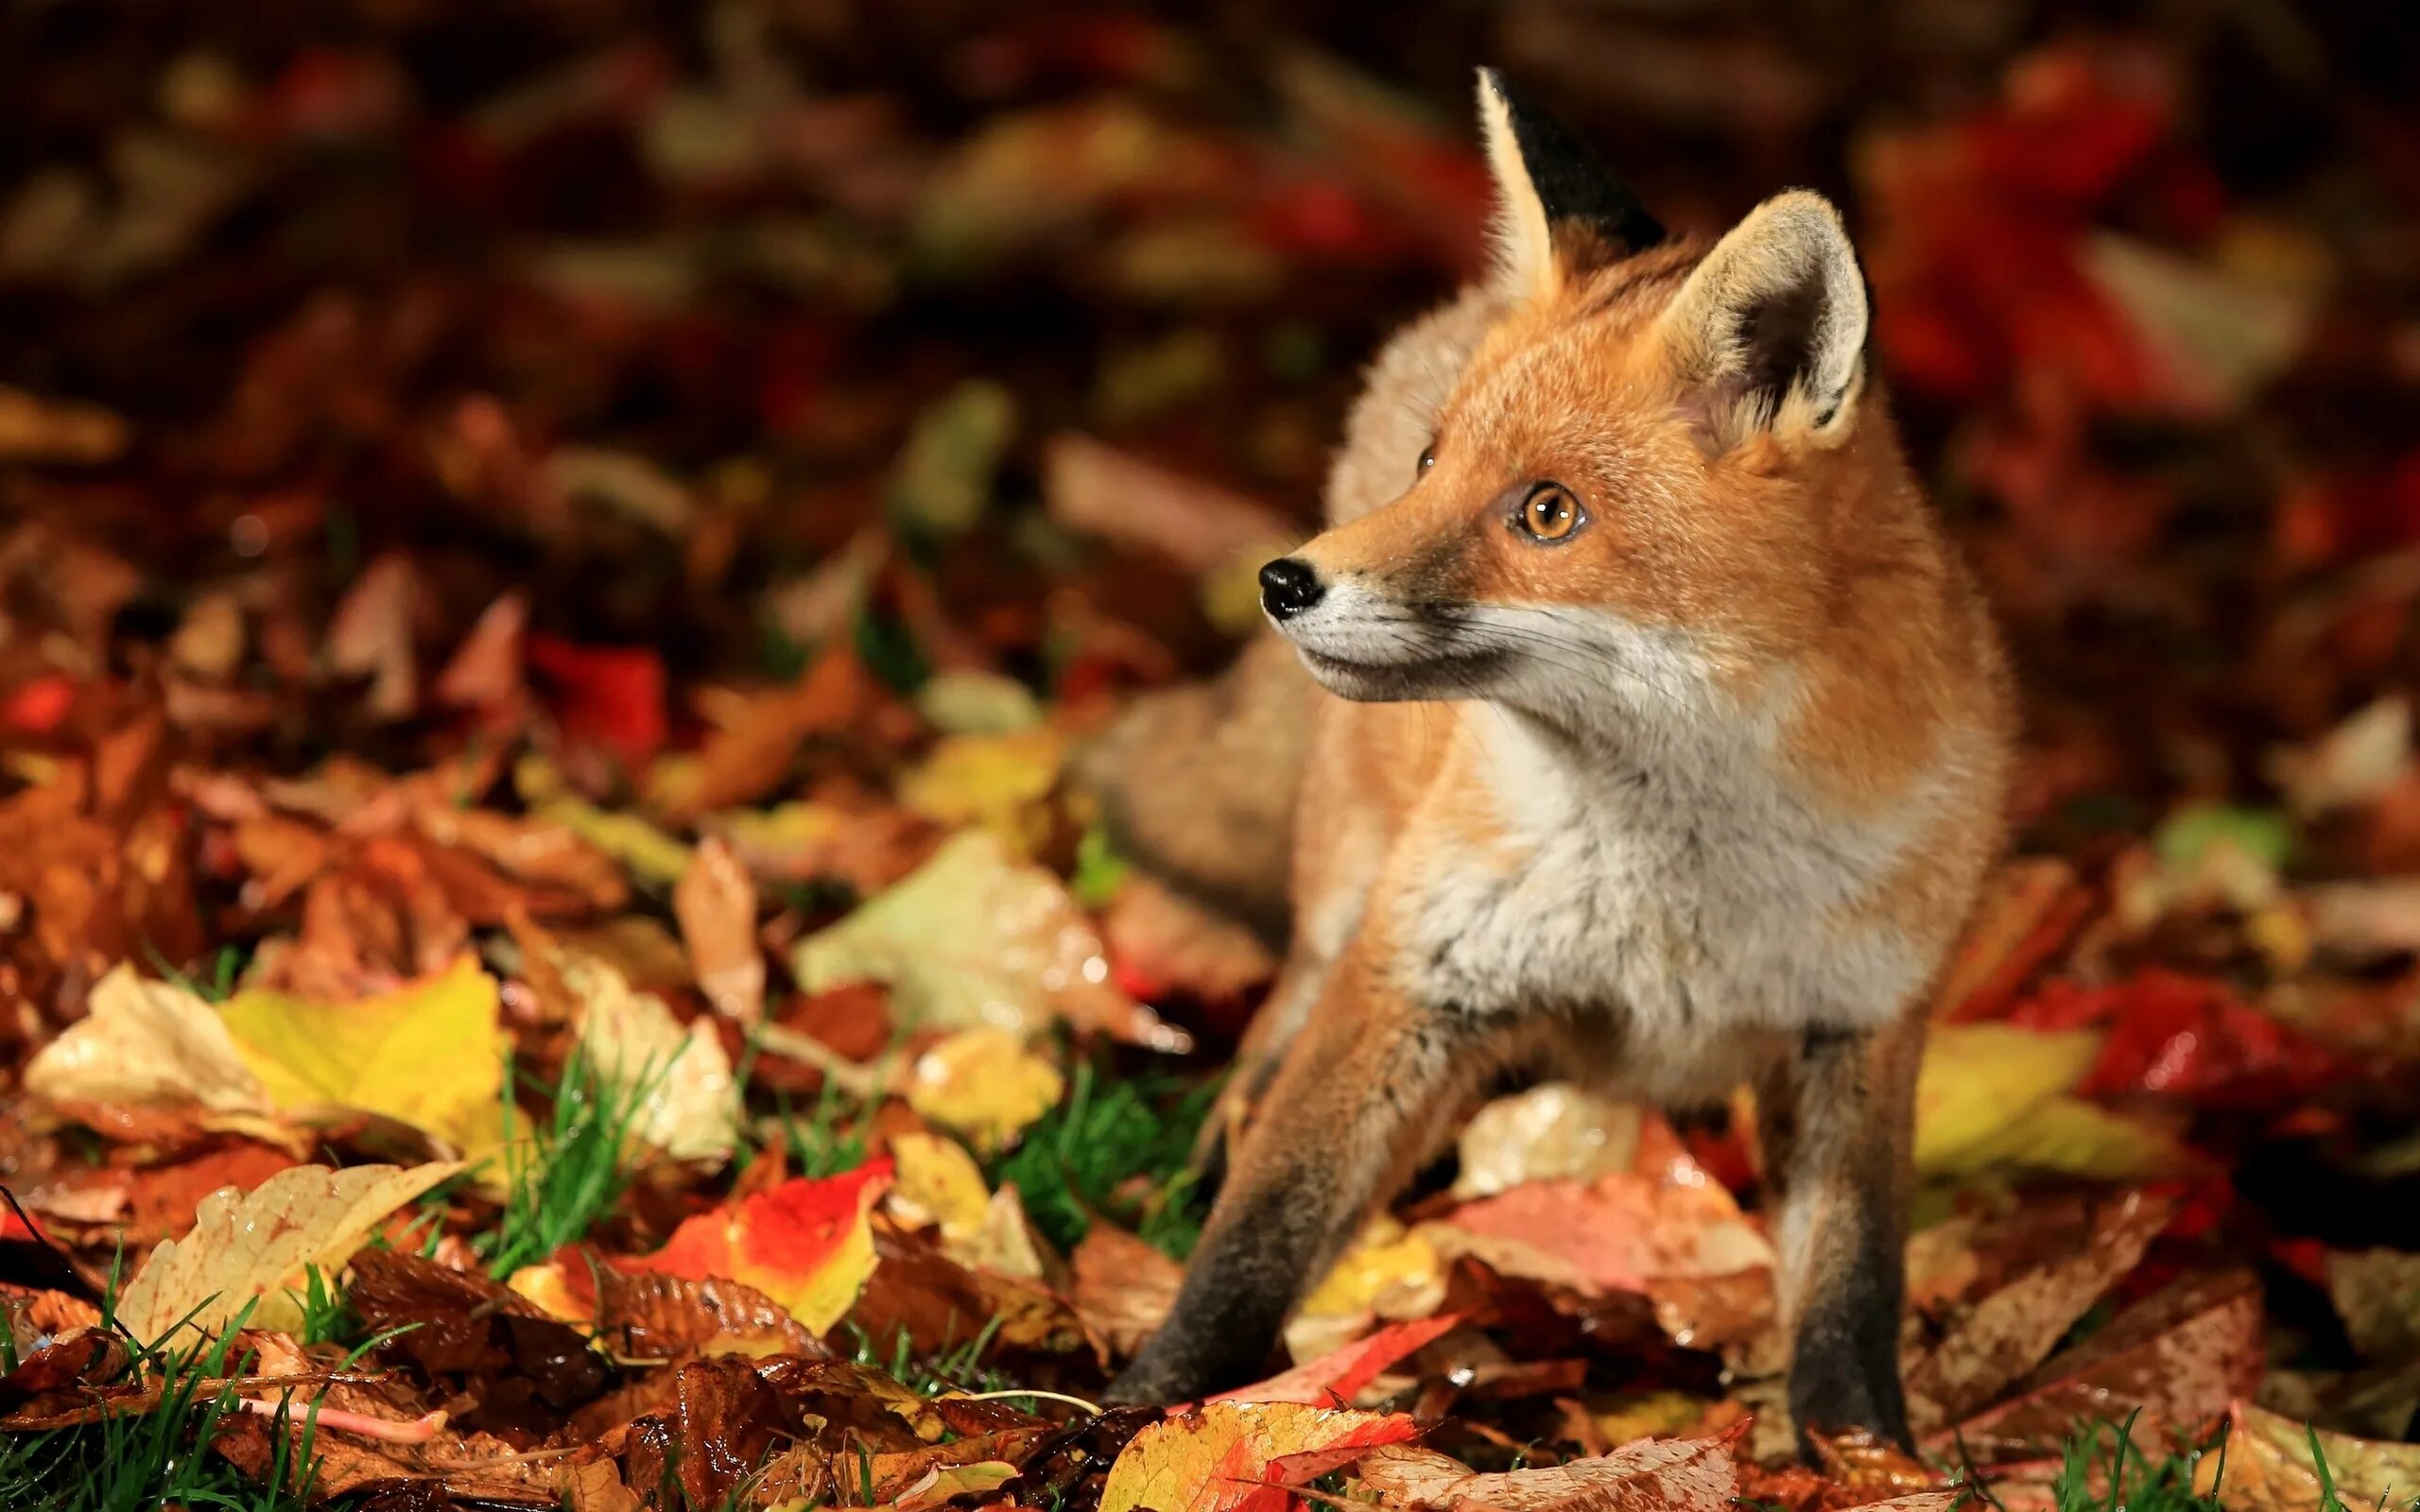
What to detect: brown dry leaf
<box><xmin>1073</xmin><ymin>1223</ymin><xmax>1184</xmax><ymax>1359</ymax></box>
<box><xmin>2326</xmin><ymin>1249</ymin><xmax>2420</xmax><ymax>1363</ymax></box>
<box><xmin>434</xmin><ymin>591</ymin><xmax>528</xmax><ymax>710</ymax></box>
<box><xmin>114</xmin><ymin>1160</ymin><xmax>459</xmax><ymax>1339</ymax></box>
<box><xmin>1903</xmin><ymin>1190</ymin><xmax>2173</xmax><ymax>1432</ymax></box>
<box><xmin>23</xmin><ymin>964</ymin><xmax>268</xmax><ymax>1114</ymax></box>
<box><xmin>1938</xmin><ymin>1269</ymin><xmax>2264</xmax><ymax>1455</ymax></box>
<box><xmin>662</xmin><ymin>647</ymin><xmax>875</xmax><ymax>821</ymax></box>
<box><xmin>1356</xmin><ymin>1432</ymin><xmax>1740</xmax><ymax>1512</ymax></box>
<box><xmin>556</xmin><ymin>1457</ymin><xmax>644</xmax><ymax>1512</ymax></box>
<box><xmin>589</xmin><ymin>1265</ymin><xmax>822</xmax><ymax>1361</ymax></box>
<box><xmin>674</xmin><ymin>834</ymin><xmax>764</xmax><ymax>1023</ymax></box>
<box><xmin>323</xmin><ymin>553</ymin><xmax>420</xmax><ymax>722</ymax></box>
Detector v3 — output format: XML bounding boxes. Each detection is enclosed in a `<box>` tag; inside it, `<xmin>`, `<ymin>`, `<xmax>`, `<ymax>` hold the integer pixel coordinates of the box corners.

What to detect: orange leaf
<box><xmin>1098</xmin><ymin>1401</ymin><xmax>1419</xmax><ymax>1512</ymax></box>
<box><xmin>636</xmin><ymin>1160</ymin><xmax>894</xmax><ymax>1335</ymax></box>
<box><xmin>1213</xmin><ymin>1314</ymin><xmax>1461</xmax><ymax>1407</ymax></box>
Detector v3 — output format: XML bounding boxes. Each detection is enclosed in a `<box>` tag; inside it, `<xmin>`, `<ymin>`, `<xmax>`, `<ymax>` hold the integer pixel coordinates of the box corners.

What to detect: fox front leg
<box><xmin>1763</xmin><ymin>1015</ymin><xmax>1925</xmax><ymax>1454</ymax></box>
<box><xmin>1106</xmin><ymin>949</ymin><xmax>1488</xmax><ymax>1404</ymax></box>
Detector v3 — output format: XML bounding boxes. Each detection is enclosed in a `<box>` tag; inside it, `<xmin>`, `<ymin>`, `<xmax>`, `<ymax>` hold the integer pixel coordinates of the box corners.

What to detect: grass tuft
<box><xmin>0</xmin><ymin>1299</ymin><xmax>324</xmax><ymax>1512</ymax></box>
<box><xmin>991</xmin><ymin>1062</ymin><xmax>1217</xmax><ymax>1258</ymax></box>
<box><xmin>479</xmin><ymin>1047</ymin><xmax>660</xmax><ymax>1279</ymax></box>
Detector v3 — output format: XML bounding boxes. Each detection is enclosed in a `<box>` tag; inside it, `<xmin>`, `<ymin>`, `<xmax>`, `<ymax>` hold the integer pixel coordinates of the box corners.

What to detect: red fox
<box><xmin>1089</xmin><ymin>72</ymin><xmax>2014</xmax><ymax>1451</ymax></box>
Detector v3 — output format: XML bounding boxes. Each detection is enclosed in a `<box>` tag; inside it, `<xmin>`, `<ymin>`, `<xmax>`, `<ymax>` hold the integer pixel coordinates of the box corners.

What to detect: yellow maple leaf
<box><xmin>1098</xmin><ymin>1401</ymin><xmax>1419</xmax><ymax>1512</ymax></box>
<box><xmin>115</xmin><ymin>1160</ymin><xmax>459</xmax><ymax>1339</ymax></box>
<box><xmin>896</xmin><ymin>729</ymin><xmax>1064</xmax><ymax>852</ymax></box>
<box><xmin>219</xmin><ymin>954</ymin><xmax>506</xmax><ymax>1154</ymax></box>
<box><xmin>1916</xmin><ymin>1023</ymin><xmax>2196</xmax><ymax>1180</ymax></box>
<box><xmin>905</xmin><ymin>1028</ymin><xmax>1063</xmax><ymax>1154</ymax></box>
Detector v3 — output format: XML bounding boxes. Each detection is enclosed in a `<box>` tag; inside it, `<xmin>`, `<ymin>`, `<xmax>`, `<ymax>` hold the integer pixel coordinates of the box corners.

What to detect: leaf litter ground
<box><xmin>3</xmin><ymin>5</ymin><xmax>2420</xmax><ymax>1511</ymax></box>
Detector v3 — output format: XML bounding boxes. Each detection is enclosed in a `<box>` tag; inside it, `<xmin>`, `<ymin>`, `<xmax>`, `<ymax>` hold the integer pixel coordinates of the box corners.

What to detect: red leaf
<box><xmin>1210</xmin><ymin>1314</ymin><xmax>1461</xmax><ymax>1406</ymax></box>
<box><xmin>527</xmin><ymin>635</ymin><xmax>668</xmax><ymax>768</ymax></box>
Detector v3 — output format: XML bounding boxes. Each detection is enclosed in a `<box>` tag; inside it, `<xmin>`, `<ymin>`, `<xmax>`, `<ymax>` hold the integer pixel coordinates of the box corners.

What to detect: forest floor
<box><xmin>1</xmin><ymin>4</ymin><xmax>2418</xmax><ymax>1510</ymax></box>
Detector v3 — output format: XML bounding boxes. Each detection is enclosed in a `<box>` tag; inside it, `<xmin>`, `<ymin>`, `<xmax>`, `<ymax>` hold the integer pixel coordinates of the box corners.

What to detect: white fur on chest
<box><xmin>1402</xmin><ymin>708</ymin><xmax>1927</xmax><ymax>1082</ymax></box>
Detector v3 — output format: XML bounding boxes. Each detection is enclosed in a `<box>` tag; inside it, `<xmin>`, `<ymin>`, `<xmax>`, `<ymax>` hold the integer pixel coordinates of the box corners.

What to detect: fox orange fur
<box><xmin>1089</xmin><ymin>70</ymin><xmax>2014</xmax><ymax>1451</ymax></box>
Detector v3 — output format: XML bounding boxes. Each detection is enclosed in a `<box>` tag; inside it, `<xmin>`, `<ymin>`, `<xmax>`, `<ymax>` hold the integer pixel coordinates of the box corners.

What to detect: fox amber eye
<box><xmin>1516</xmin><ymin>482</ymin><xmax>1583</xmax><ymax>542</ymax></box>
<box><xmin>1417</xmin><ymin>444</ymin><xmax>1436</xmax><ymax>473</ymax></box>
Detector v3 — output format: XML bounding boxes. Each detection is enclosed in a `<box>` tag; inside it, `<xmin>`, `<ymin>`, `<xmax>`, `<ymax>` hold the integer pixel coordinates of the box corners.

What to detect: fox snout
<box><xmin>1257</xmin><ymin>558</ymin><xmax>1324</xmax><ymax>620</ymax></box>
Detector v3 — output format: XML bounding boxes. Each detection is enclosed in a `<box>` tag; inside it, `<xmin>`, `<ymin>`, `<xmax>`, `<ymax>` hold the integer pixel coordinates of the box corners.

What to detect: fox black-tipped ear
<box><xmin>1476</xmin><ymin>68</ymin><xmax>1665</xmax><ymax>301</ymax></box>
<box><xmin>1656</xmin><ymin>190</ymin><xmax>1869</xmax><ymax>450</ymax></box>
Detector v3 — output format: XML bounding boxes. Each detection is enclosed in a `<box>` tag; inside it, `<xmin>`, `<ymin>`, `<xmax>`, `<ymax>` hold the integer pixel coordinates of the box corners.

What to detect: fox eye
<box><xmin>1417</xmin><ymin>444</ymin><xmax>1436</xmax><ymax>474</ymax></box>
<box><xmin>1514</xmin><ymin>482</ymin><xmax>1584</xmax><ymax>543</ymax></box>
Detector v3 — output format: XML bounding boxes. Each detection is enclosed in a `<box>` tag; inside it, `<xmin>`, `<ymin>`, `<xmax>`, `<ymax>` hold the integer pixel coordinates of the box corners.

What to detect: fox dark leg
<box><xmin>1106</xmin><ymin>951</ymin><xmax>1490</xmax><ymax>1404</ymax></box>
<box><xmin>1764</xmin><ymin>1014</ymin><xmax>1923</xmax><ymax>1455</ymax></box>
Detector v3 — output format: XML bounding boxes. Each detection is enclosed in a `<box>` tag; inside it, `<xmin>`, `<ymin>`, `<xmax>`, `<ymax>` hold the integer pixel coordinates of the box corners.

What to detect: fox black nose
<box><xmin>1259</xmin><ymin>558</ymin><xmax>1324</xmax><ymax>620</ymax></box>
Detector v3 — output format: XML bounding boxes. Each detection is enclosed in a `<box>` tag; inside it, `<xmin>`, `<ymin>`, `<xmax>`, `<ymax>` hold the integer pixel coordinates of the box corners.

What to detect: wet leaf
<box><xmin>114</xmin><ymin>1160</ymin><xmax>458</xmax><ymax>1338</ymax></box>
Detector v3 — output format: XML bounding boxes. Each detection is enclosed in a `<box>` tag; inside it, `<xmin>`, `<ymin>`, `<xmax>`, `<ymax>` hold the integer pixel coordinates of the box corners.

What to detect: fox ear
<box><xmin>1657</xmin><ymin>190</ymin><xmax>1869</xmax><ymax>450</ymax></box>
<box><xmin>1476</xmin><ymin>68</ymin><xmax>1665</xmax><ymax>301</ymax></box>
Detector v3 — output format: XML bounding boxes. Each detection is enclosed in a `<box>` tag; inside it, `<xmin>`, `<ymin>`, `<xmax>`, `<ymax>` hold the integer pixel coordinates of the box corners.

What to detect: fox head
<box><xmin>1263</xmin><ymin>70</ymin><xmax>1906</xmax><ymax>732</ymax></box>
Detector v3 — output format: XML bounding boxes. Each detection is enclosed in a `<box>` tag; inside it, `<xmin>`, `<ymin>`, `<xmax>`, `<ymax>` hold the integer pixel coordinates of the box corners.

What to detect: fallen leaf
<box><xmin>2325</xmin><ymin>1249</ymin><xmax>2420</xmax><ymax>1364</ymax></box>
<box><xmin>24</xmin><ymin>964</ymin><xmax>268</xmax><ymax>1114</ymax></box>
<box><xmin>1100</xmin><ymin>873</ymin><xmax>1280</xmax><ymax>1004</ymax></box>
<box><xmin>1905</xmin><ymin>1191</ymin><xmax>2173</xmax><ymax>1432</ymax></box>
<box><xmin>673</xmin><ymin>836</ymin><xmax>764</xmax><ymax>1023</ymax></box>
<box><xmin>1939</xmin><ymin>1269</ymin><xmax>2263</xmax><ymax>1455</ymax></box>
<box><xmin>887</xmin><ymin>1129</ymin><xmax>996</xmax><ymax>1246</ymax></box>
<box><xmin>1916</xmin><ymin>1023</ymin><xmax>2197</xmax><ymax>1179</ymax></box>
<box><xmin>635</xmin><ymin>1160</ymin><xmax>892</xmax><ymax>1334</ymax></box>
<box><xmin>1426</xmin><ymin>1165</ymin><xmax>1772</xmax><ymax>1299</ymax></box>
<box><xmin>914</xmin><ymin>670</ymin><xmax>1044</xmax><ymax>735</ymax></box>
<box><xmin>790</xmin><ymin>830</ymin><xmax>1184</xmax><ymax>1047</ymax></box>
<box><xmin>1289</xmin><ymin>1218</ymin><xmax>1447</xmax><ymax>1364</ymax></box>
<box><xmin>904</xmin><ymin>1027</ymin><xmax>1064</xmax><ymax>1154</ymax></box>
<box><xmin>2271</xmin><ymin>696</ymin><xmax>2411</xmax><ymax>817</ymax></box>
<box><xmin>1073</xmin><ymin>1223</ymin><xmax>1184</xmax><ymax>1359</ymax></box>
<box><xmin>1356</xmin><ymin>1432</ymin><xmax>1739</xmax><ymax>1512</ymax></box>
<box><xmin>324</xmin><ymin>554</ymin><xmax>420</xmax><ymax>722</ymax></box>
<box><xmin>1215</xmin><ymin>1314</ymin><xmax>1461</xmax><ymax>1406</ymax></box>
<box><xmin>114</xmin><ymin>1160</ymin><xmax>458</xmax><ymax>1339</ymax></box>
<box><xmin>1098</xmin><ymin>1400</ymin><xmax>1421</xmax><ymax>1512</ymax></box>
<box><xmin>218</xmin><ymin>954</ymin><xmax>506</xmax><ymax>1154</ymax></box>
<box><xmin>1453</xmin><ymin>1084</ymin><xmax>1643</xmax><ymax>1199</ymax></box>
<box><xmin>568</xmin><ymin>952</ymin><xmax>739</xmax><ymax>1164</ymax></box>
<box><xmin>888</xmin><ymin>380</ymin><xmax>1014</xmax><ymax>538</ymax></box>
<box><xmin>897</xmin><ymin>729</ymin><xmax>1065</xmax><ymax>853</ymax></box>
<box><xmin>2207</xmin><ymin>1400</ymin><xmax>2420</xmax><ymax>1512</ymax></box>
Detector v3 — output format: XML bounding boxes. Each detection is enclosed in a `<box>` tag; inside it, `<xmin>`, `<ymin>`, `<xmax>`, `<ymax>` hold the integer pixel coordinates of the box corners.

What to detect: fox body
<box><xmin>1090</xmin><ymin>72</ymin><xmax>2014</xmax><ymax>1449</ymax></box>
